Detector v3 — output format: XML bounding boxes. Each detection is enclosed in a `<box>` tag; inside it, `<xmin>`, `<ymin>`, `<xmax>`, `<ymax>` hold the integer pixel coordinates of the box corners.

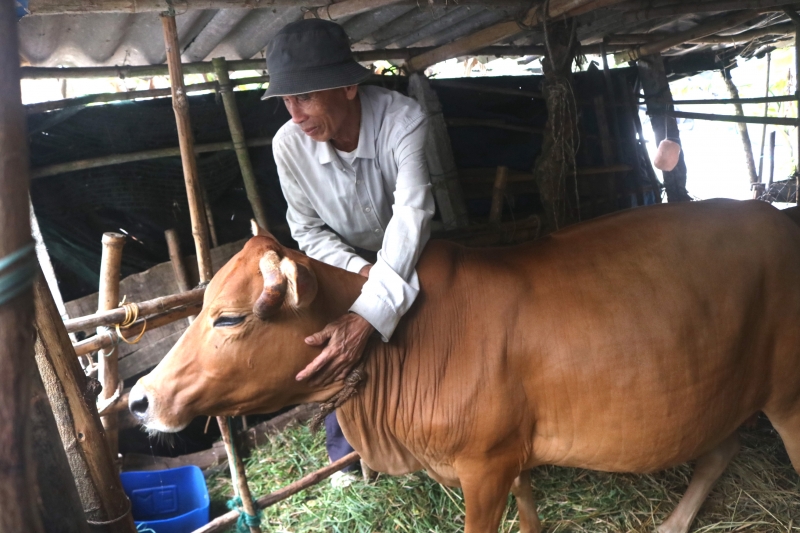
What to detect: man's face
<box><xmin>282</xmin><ymin>86</ymin><xmax>358</xmax><ymax>143</ymax></box>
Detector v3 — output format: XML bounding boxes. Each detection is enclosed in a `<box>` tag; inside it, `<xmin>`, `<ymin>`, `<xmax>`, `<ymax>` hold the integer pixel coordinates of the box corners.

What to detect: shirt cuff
<box><xmin>349</xmin><ymin>293</ymin><xmax>400</xmax><ymax>342</ymax></box>
<box><xmin>345</xmin><ymin>254</ymin><xmax>371</xmax><ymax>275</ymax></box>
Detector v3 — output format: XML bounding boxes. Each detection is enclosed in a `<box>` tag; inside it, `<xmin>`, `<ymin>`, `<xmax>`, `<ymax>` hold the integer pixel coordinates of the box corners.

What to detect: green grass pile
<box><xmin>208</xmin><ymin>422</ymin><xmax>799</xmax><ymax>532</ymax></box>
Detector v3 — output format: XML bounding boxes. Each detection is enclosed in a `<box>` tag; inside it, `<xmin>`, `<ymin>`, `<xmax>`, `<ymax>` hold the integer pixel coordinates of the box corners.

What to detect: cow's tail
<box><xmin>783</xmin><ymin>205</ymin><xmax>800</xmax><ymax>227</ymax></box>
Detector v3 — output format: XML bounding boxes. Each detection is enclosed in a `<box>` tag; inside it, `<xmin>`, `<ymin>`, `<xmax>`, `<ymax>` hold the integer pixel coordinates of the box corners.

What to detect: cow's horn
<box><xmin>254</xmin><ymin>250</ymin><xmax>287</xmax><ymax>320</ymax></box>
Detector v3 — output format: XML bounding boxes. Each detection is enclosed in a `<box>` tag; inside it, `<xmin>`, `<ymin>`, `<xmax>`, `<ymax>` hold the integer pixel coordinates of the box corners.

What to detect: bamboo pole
<box><xmin>662</xmin><ymin>109</ymin><xmax>800</xmax><ymax>126</ymax></box>
<box><xmin>304</xmin><ymin>0</ymin><xmax>404</xmax><ymax>20</ymax></box>
<box><xmin>617</xmin><ymin>10</ymin><xmax>761</xmax><ymax>62</ymax></box>
<box><xmin>757</xmin><ymin>53</ymin><xmax>772</xmax><ymax>182</ymax></box>
<box><xmin>193</xmin><ymin>452</ymin><xmax>361</xmax><ymax>533</ymax></box>
<box><xmin>165</xmin><ymin>229</ymin><xmax>192</xmax><ymax>293</ymax></box>
<box><xmin>663</xmin><ymin>94</ymin><xmax>795</xmax><ymax>106</ymax></box>
<box><xmin>73</xmin><ymin>303</ymin><xmax>201</xmax><ymax>357</ymax></box>
<box><xmin>97</xmin><ymin>232</ymin><xmax>125</xmax><ymax>456</ymax></box>
<box><xmin>65</xmin><ymin>287</ymin><xmax>204</xmax><ymax>333</ymax></box>
<box><xmin>32</xmin><ymin>136</ymin><xmax>273</xmax><ymax>180</ymax></box>
<box><xmin>625</xmin><ymin>80</ymin><xmax>662</xmax><ymax>202</ymax></box>
<box><xmin>769</xmin><ymin>130</ymin><xmax>777</xmax><ymax>187</ymax></box>
<box><xmin>212</xmin><ymin>58</ymin><xmax>269</xmax><ymax>230</ymax></box>
<box><xmin>217</xmin><ymin>418</ymin><xmax>261</xmax><ymax>533</ymax></box>
<box><xmin>162</xmin><ymin>13</ymin><xmax>213</xmax><ymax>282</ymax></box>
<box><xmin>0</xmin><ymin>1</ymin><xmax>45</xmax><ymax>530</ymax></box>
<box><xmin>489</xmin><ymin>166</ymin><xmax>509</xmax><ymax>224</ymax></box>
<box><xmin>721</xmin><ymin>69</ymin><xmax>759</xmax><ymax>184</ymax></box>
<box><xmin>33</xmin><ymin>275</ymin><xmax>137</xmax><ymax>532</ymax></box>
<box><xmin>201</xmin><ymin>185</ymin><xmax>219</xmax><ymax>249</ymax></box>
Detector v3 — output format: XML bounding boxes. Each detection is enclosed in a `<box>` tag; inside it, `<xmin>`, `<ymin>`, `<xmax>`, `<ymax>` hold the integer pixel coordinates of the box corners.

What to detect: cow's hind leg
<box><xmin>510</xmin><ymin>470</ymin><xmax>541</xmax><ymax>533</ymax></box>
<box><xmin>657</xmin><ymin>432</ymin><xmax>739</xmax><ymax>533</ymax></box>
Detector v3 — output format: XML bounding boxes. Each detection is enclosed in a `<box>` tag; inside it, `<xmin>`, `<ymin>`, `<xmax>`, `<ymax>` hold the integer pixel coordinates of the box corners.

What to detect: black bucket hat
<box><xmin>261</xmin><ymin>19</ymin><xmax>372</xmax><ymax>99</ymax></box>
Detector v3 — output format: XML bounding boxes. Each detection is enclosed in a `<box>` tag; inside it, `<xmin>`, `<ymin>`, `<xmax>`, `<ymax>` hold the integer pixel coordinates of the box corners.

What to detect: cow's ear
<box><xmin>254</xmin><ymin>251</ymin><xmax>287</xmax><ymax>320</ymax></box>
<box><xmin>280</xmin><ymin>257</ymin><xmax>318</xmax><ymax>309</ymax></box>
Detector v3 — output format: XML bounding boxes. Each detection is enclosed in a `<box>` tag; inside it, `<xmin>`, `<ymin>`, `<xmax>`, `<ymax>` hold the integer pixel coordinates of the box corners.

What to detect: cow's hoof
<box><xmin>656</xmin><ymin>522</ymin><xmax>689</xmax><ymax>533</ymax></box>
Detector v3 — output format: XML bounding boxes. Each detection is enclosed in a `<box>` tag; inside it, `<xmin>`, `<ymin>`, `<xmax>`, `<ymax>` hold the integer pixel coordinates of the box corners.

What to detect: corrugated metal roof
<box><xmin>17</xmin><ymin>1</ymin><xmax>797</xmax><ymax>69</ymax></box>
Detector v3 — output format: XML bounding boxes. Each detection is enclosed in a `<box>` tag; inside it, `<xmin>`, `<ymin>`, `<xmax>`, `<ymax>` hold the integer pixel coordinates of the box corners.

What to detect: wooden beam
<box><xmin>660</xmin><ymin>109</ymin><xmax>800</xmax><ymax>126</ymax></box>
<box><xmin>32</xmin><ymin>136</ymin><xmax>273</xmax><ymax>179</ymax></box>
<box><xmin>618</xmin><ymin>10</ymin><xmax>762</xmax><ymax>61</ymax></box>
<box><xmin>663</xmin><ymin>94</ymin><xmax>796</xmax><ymax>106</ymax></box>
<box><xmin>163</xmin><ymin>12</ymin><xmax>213</xmax><ymax>282</ymax></box>
<box><xmin>304</xmin><ymin>0</ymin><xmax>403</xmax><ymax>20</ymax></box>
<box><xmin>27</xmin><ymin>0</ymin><xmax>529</xmax><ymax>15</ymax></box>
<box><xmin>213</xmin><ymin>58</ymin><xmax>268</xmax><ymax>230</ymax></box>
<box><xmin>0</xmin><ymin>0</ymin><xmax>45</xmax><ymax>529</ymax></box>
<box><xmin>692</xmin><ymin>21</ymin><xmax>795</xmax><ymax>44</ymax></box>
<box><xmin>64</xmin><ymin>287</ymin><xmax>204</xmax><ymax>333</ymax></box>
<box><xmin>406</xmin><ymin>0</ymin><xmax>627</xmax><ymax>72</ymax></box>
<box><xmin>96</xmin><ymin>232</ymin><xmax>125</xmax><ymax>456</ymax></box>
<box><xmin>621</xmin><ymin>0</ymin><xmax>800</xmax><ymax>21</ymax></box>
<box><xmin>33</xmin><ymin>275</ymin><xmax>137</xmax><ymax>532</ymax></box>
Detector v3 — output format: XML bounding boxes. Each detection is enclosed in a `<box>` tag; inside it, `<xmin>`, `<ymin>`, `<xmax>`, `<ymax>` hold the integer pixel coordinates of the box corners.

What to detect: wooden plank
<box><xmin>408</xmin><ymin>73</ymin><xmax>469</xmax><ymax>229</ymax></box>
<box><xmin>304</xmin><ymin>0</ymin><xmax>403</xmax><ymax>20</ymax></box>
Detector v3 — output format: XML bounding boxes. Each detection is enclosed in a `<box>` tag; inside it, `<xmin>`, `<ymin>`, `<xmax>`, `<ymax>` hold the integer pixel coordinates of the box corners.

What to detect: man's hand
<box><xmin>297</xmin><ymin>313</ymin><xmax>375</xmax><ymax>387</ymax></box>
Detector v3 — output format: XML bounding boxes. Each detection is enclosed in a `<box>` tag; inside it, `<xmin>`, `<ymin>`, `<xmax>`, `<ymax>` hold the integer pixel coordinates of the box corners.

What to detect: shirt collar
<box><xmin>315</xmin><ymin>87</ymin><xmax>376</xmax><ymax>165</ymax></box>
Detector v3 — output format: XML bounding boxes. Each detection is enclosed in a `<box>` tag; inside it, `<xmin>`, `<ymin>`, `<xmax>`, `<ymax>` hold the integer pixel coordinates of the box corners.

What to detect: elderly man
<box><xmin>263</xmin><ymin>19</ymin><xmax>435</xmax><ymax>474</ymax></box>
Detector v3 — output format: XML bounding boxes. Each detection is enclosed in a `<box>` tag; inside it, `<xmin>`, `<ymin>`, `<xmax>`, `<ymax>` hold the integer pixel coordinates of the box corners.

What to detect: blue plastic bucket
<box><xmin>120</xmin><ymin>465</ymin><xmax>210</xmax><ymax>533</ymax></box>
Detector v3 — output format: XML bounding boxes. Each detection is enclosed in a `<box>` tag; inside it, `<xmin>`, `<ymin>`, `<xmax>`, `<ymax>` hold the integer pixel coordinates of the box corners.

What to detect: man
<box><xmin>263</xmin><ymin>19</ymin><xmax>435</xmax><ymax>474</ymax></box>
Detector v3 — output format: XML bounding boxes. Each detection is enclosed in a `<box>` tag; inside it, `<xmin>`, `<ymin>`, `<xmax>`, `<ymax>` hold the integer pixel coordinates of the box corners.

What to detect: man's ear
<box><xmin>344</xmin><ymin>85</ymin><xmax>359</xmax><ymax>101</ymax></box>
<box><xmin>280</xmin><ymin>257</ymin><xmax>318</xmax><ymax>309</ymax></box>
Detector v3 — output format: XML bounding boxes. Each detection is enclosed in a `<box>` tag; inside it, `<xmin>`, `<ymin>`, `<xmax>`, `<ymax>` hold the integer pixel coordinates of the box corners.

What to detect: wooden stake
<box><xmin>165</xmin><ymin>229</ymin><xmax>192</xmax><ymax>293</ymax></box>
<box><xmin>216</xmin><ymin>417</ymin><xmax>262</xmax><ymax>533</ymax></box>
<box><xmin>721</xmin><ymin>69</ymin><xmax>759</xmax><ymax>184</ymax></box>
<box><xmin>162</xmin><ymin>13</ymin><xmax>214</xmax><ymax>283</ymax></box>
<box><xmin>212</xmin><ymin>58</ymin><xmax>269</xmax><ymax>230</ymax></box>
<box><xmin>97</xmin><ymin>232</ymin><xmax>125</xmax><ymax>456</ymax></box>
<box><xmin>194</xmin><ymin>451</ymin><xmax>361</xmax><ymax>533</ymax></box>
<box><xmin>489</xmin><ymin>166</ymin><xmax>509</xmax><ymax>224</ymax></box>
<box><xmin>0</xmin><ymin>2</ymin><xmax>45</xmax><ymax>530</ymax></box>
<box><xmin>33</xmin><ymin>275</ymin><xmax>136</xmax><ymax>532</ymax></box>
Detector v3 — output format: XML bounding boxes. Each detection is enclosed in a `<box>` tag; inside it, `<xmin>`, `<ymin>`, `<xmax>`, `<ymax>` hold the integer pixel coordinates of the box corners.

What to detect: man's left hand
<box><xmin>297</xmin><ymin>313</ymin><xmax>375</xmax><ymax>387</ymax></box>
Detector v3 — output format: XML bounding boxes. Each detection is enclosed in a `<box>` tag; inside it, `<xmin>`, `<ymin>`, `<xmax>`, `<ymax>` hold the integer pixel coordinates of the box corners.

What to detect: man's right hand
<box><xmin>358</xmin><ymin>264</ymin><xmax>372</xmax><ymax>278</ymax></box>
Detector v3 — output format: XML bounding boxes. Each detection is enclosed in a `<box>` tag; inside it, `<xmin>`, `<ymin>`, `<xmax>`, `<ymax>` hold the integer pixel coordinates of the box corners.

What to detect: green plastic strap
<box><xmin>0</xmin><ymin>243</ymin><xmax>37</xmax><ymax>307</ymax></box>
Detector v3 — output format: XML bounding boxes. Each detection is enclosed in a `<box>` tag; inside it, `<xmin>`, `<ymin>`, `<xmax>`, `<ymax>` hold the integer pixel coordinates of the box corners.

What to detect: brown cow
<box><xmin>130</xmin><ymin>199</ymin><xmax>800</xmax><ymax>533</ymax></box>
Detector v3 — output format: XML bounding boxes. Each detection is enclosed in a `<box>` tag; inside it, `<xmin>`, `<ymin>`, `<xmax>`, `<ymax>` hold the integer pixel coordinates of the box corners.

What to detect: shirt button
<box><xmin>374</xmin><ymin>228</ymin><xmax>380</xmax><ymax>233</ymax></box>
<box><xmin>364</xmin><ymin>207</ymin><xmax>371</xmax><ymax>213</ymax></box>
<box><xmin>355</xmin><ymin>179</ymin><xmax>361</xmax><ymax>185</ymax></box>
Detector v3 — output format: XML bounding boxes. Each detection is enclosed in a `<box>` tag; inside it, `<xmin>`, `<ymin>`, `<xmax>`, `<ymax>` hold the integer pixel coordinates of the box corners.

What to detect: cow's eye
<box><xmin>213</xmin><ymin>315</ymin><xmax>245</xmax><ymax>328</ymax></box>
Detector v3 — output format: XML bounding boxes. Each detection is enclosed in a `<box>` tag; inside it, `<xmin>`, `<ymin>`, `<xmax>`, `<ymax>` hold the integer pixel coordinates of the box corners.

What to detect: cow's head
<box><xmin>128</xmin><ymin>231</ymin><xmax>360</xmax><ymax>432</ymax></box>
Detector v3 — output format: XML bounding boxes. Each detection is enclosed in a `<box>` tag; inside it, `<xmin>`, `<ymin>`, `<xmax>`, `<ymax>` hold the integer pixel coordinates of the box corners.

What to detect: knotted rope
<box><xmin>310</xmin><ymin>365</ymin><xmax>366</xmax><ymax>432</ymax></box>
<box><xmin>225</xmin><ymin>417</ymin><xmax>262</xmax><ymax>532</ymax></box>
<box><xmin>115</xmin><ymin>300</ymin><xmax>147</xmax><ymax>344</ymax></box>
<box><xmin>0</xmin><ymin>242</ymin><xmax>37</xmax><ymax>307</ymax></box>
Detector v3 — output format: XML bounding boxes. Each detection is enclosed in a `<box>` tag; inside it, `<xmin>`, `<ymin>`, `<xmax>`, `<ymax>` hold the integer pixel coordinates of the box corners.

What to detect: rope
<box><xmin>0</xmin><ymin>243</ymin><xmax>37</xmax><ymax>307</ymax></box>
<box><xmin>136</xmin><ymin>524</ymin><xmax>157</xmax><ymax>533</ymax></box>
<box><xmin>310</xmin><ymin>365</ymin><xmax>365</xmax><ymax>432</ymax></box>
<box><xmin>225</xmin><ymin>417</ymin><xmax>263</xmax><ymax>532</ymax></box>
<box><xmin>86</xmin><ymin>498</ymin><xmax>131</xmax><ymax>526</ymax></box>
<box><xmin>115</xmin><ymin>302</ymin><xmax>147</xmax><ymax>344</ymax></box>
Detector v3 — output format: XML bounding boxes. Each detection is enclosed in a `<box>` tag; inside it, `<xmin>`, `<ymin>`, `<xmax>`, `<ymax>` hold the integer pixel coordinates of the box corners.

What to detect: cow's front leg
<box><xmin>657</xmin><ymin>432</ymin><xmax>739</xmax><ymax>533</ymax></box>
<box><xmin>511</xmin><ymin>470</ymin><xmax>541</xmax><ymax>533</ymax></box>
<box><xmin>459</xmin><ymin>464</ymin><xmax>517</xmax><ymax>533</ymax></box>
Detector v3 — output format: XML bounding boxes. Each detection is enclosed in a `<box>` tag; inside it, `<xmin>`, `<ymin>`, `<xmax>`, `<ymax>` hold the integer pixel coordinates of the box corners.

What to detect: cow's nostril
<box><xmin>129</xmin><ymin>390</ymin><xmax>149</xmax><ymax>419</ymax></box>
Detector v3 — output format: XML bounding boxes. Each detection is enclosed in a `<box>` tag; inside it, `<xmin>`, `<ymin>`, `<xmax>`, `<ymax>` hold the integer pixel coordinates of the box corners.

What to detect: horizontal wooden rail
<box><xmin>73</xmin><ymin>303</ymin><xmax>201</xmax><ymax>356</ymax></box>
<box><xmin>65</xmin><ymin>288</ymin><xmax>204</xmax><ymax>333</ymax></box>
<box><xmin>659</xmin><ymin>110</ymin><xmax>799</xmax><ymax>127</ymax></box>
<box><xmin>25</xmin><ymin>75</ymin><xmax>269</xmax><ymax>114</ymax></box>
<box><xmin>652</xmin><ymin>95</ymin><xmax>797</xmax><ymax>106</ymax></box>
<box><xmin>194</xmin><ymin>451</ymin><xmax>361</xmax><ymax>533</ymax></box>
<box><xmin>32</xmin><ymin>137</ymin><xmax>273</xmax><ymax>179</ymax></box>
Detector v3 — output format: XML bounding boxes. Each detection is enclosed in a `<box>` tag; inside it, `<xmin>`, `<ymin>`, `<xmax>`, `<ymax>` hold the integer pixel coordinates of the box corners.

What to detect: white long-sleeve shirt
<box><xmin>273</xmin><ymin>85</ymin><xmax>435</xmax><ymax>341</ymax></box>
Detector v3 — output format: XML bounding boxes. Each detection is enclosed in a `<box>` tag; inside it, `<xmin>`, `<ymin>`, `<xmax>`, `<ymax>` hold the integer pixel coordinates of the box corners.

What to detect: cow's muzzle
<box><xmin>128</xmin><ymin>383</ymin><xmax>150</xmax><ymax>421</ymax></box>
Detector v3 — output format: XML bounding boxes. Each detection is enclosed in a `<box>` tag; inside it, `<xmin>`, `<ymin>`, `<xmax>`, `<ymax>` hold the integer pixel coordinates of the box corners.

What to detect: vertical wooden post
<box><xmin>34</xmin><ymin>275</ymin><xmax>136</xmax><ymax>532</ymax></box>
<box><xmin>97</xmin><ymin>232</ymin><xmax>125</xmax><ymax>457</ymax></box>
<box><xmin>757</xmin><ymin>52</ymin><xmax>771</xmax><ymax>183</ymax></box>
<box><xmin>796</xmin><ymin>24</ymin><xmax>800</xmax><ymax>204</ymax></box>
<box><xmin>212</xmin><ymin>57</ymin><xmax>269</xmax><ymax>231</ymax></box>
<box><xmin>489</xmin><ymin>166</ymin><xmax>509</xmax><ymax>224</ymax></box>
<box><xmin>768</xmin><ymin>130</ymin><xmax>776</xmax><ymax>188</ymax></box>
<box><xmin>217</xmin><ymin>417</ymin><xmax>262</xmax><ymax>533</ymax></box>
<box><xmin>165</xmin><ymin>229</ymin><xmax>192</xmax><ymax>292</ymax></box>
<box><xmin>407</xmin><ymin>72</ymin><xmax>469</xmax><ymax>230</ymax></box>
<box><xmin>721</xmin><ymin>69</ymin><xmax>759</xmax><ymax>185</ymax></box>
<box><xmin>593</xmin><ymin>94</ymin><xmax>618</xmax><ymax>213</ymax></box>
<box><xmin>624</xmin><ymin>79</ymin><xmax>662</xmax><ymax>203</ymax></box>
<box><xmin>161</xmin><ymin>13</ymin><xmax>214</xmax><ymax>282</ymax></box>
<box><xmin>637</xmin><ymin>53</ymin><xmax>691</xmax><ymax>202</ymax></box>
<box><xmin>0</xmin><ymin>1</ymin><xmax>45</xmax><ymax>530</ymax></box>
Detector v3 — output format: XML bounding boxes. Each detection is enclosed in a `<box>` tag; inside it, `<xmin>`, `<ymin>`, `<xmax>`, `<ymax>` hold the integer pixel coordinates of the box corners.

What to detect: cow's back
<box><xmin>343</xmin><ymin>200</ymin><xmax>800</xmax><ymax>479</ymax></box>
